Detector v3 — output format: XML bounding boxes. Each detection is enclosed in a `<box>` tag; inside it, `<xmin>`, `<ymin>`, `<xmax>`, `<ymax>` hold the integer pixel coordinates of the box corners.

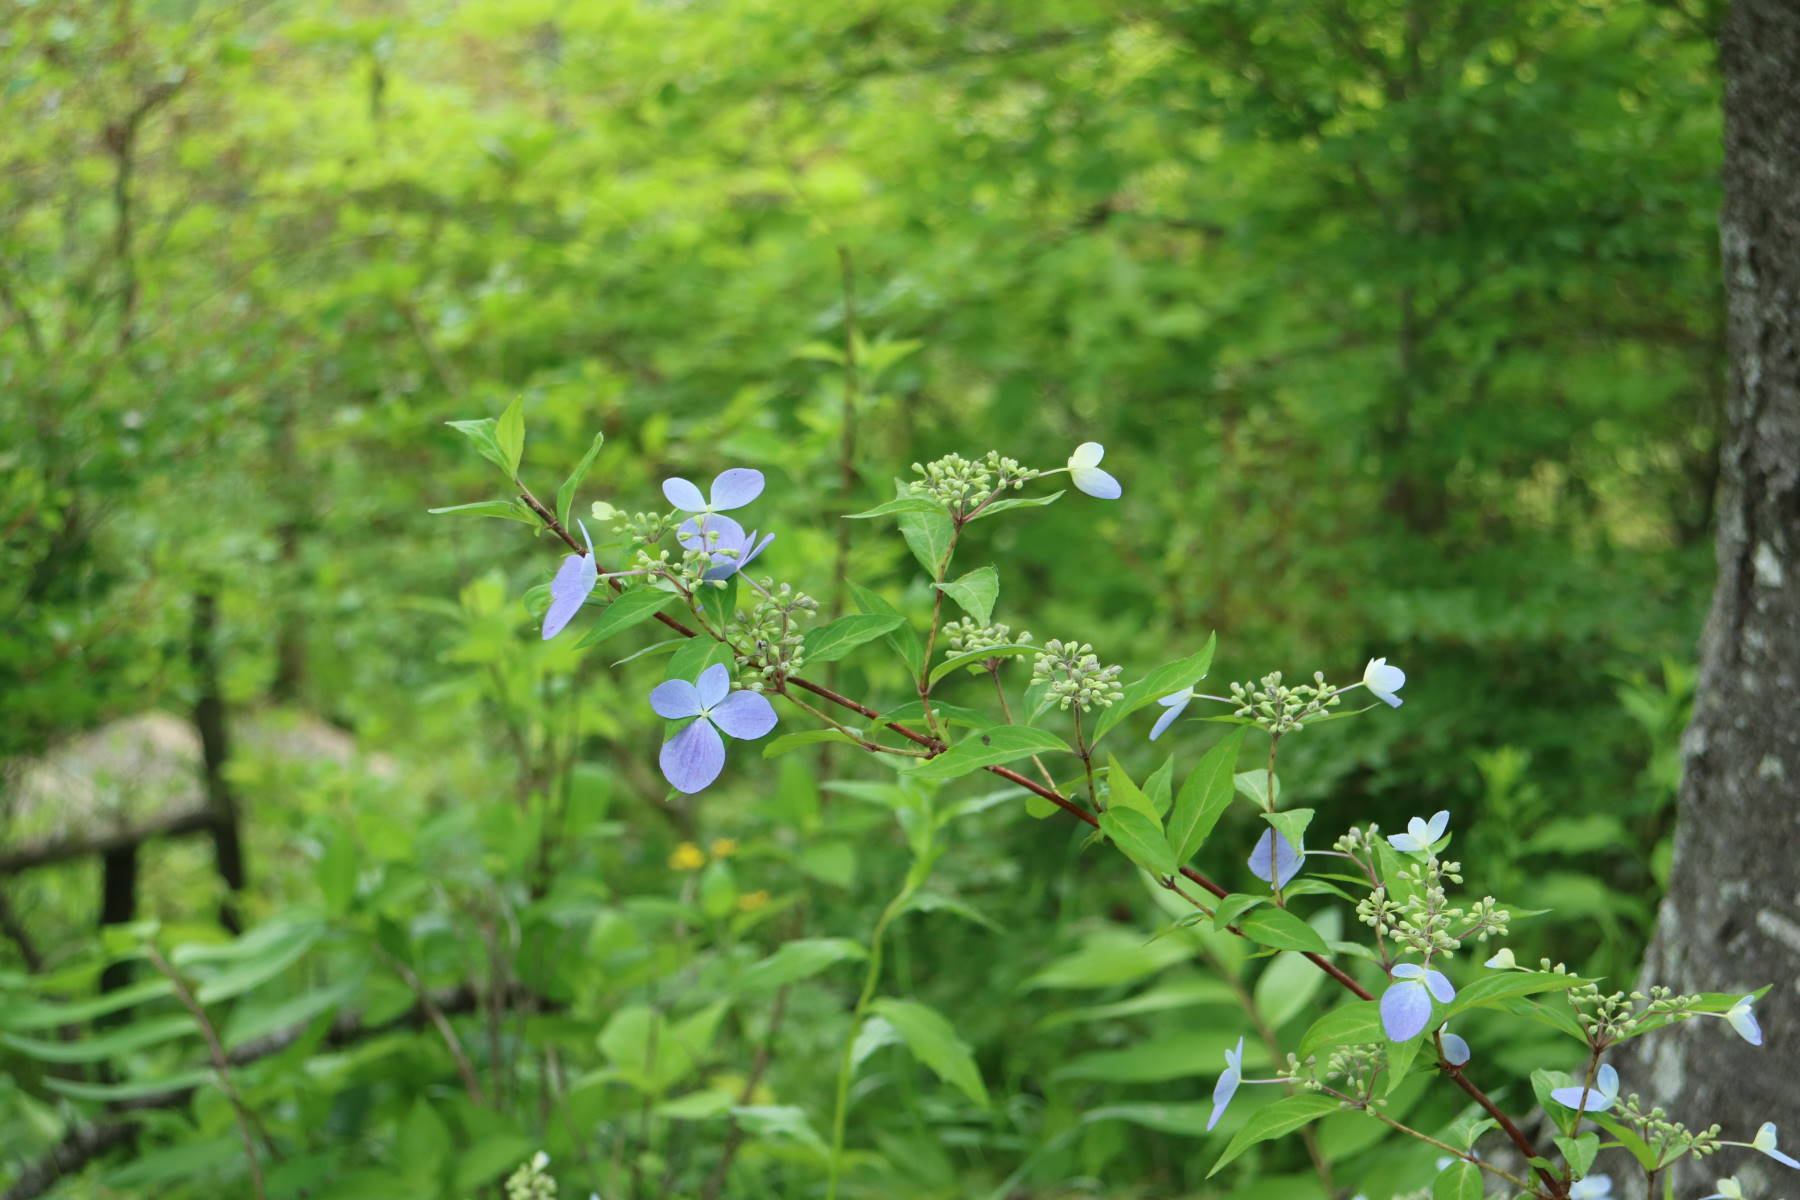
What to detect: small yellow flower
<box><xmin>668</xmin><ymin>842</ymin><xmax>706</xmax><ymax>871</ymax></box>
<box><xmin>737</xmin><ymin>889</ymin><xmax>770</xmax><ymax>912</ymax></box>
<box><xmin>709</xmin><ymin>837</ymin><xmax>739</xmax><ymax>859</ymax></box>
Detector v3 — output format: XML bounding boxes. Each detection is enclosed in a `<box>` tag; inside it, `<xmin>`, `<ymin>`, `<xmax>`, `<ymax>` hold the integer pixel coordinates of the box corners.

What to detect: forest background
<box><xmin>0</xmin><ymin>0</ymin><xmax>1743</xmax><ymax>1198</ymax></box>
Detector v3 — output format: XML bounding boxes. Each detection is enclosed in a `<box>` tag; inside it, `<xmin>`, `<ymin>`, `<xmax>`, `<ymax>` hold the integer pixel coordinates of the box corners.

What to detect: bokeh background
<box><xmin>1</xmin><ymin>1</ymin><xmax>1728</xmax><ymax>1196</ymax></box>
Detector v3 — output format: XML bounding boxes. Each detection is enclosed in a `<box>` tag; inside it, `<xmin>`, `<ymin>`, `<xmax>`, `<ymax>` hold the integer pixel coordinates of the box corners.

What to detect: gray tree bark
<box><xmin>1623</xmin><ymin>0</ymin><xmax>1800</xmax><ymax>1191</ymax></box>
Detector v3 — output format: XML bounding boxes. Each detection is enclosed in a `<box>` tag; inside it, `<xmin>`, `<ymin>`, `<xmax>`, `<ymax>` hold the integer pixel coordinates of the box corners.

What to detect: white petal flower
<box><xmin>1753</xmin><ymin>1122</ymin><xmax>1800</xmax><ymax>1169</ymax></box>
<box><xmin>1484</xmin><ymin>947</ymin><xmax>1517</xmax><ymax>970</ymax></box>
<box><xmin>1362</xmin><ymin>657</ymin><xmax>1406</xmax><ymax>707</ymax></box>
<box><xmin>1388</xmin><ymin>809</ymin><xmax>1450</xmax><ymax>853</ymax></box>
<box><xmin>1569</xmin><ymin>1174</ymin><xmax>1613</xmax><ymax>1200</ymax></box>
<box><xmin>1725</xmin><ymin>994</ymin><xmax>1763</xmax><ymax>1046</ymax></box>
<box><xmin>1067</xmin><ymin>442</ymin><xmax>1122</xmax><ymax>500</ymax></box>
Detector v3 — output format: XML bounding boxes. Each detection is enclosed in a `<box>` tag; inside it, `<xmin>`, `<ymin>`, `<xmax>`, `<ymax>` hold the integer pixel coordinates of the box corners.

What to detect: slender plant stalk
<box><xmin>825</xmin><ymin>885</ymin><xmax>912</xmax><ymax>1200</ymax></box>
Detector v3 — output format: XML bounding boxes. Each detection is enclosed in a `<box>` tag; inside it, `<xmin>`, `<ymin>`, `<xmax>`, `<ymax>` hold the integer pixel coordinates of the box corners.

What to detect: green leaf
<box><xmin>426</xmin><ymin>499</ymin><xmax>535</xmax><ymax>523</ymax></box>
<box><xmin>869</xmin><ymin>700</ymin><xmax>989</xmax><ymax>731</ymax></box>
<box><xmin>868</xmin><ymin>997</ymin><xmax>988</xmax><ymax>1107</ymax></box>
<box><xmin>4</xmin><ymin>978</ymin><xmax>174</xmax><ymax>1030</ymax></box>
<box><xmin>575</xmin><ymin>588</ymin><xmax>678</xmax><ymax>648</ymax></box>
<box><xmin>735</xmin><ymin>938</ymin><xmax>867</xmax><ymax>993</ymax></box>
<box><xmin>1441</xmin><ymin>971</ymin><xmax>1584</xmax><ymax>1021</ymax></box>
<box><xmin>0</xmin><ymin>1015</ymin><xmax>197</xmax><ymax>1064</ymax></box>
<box><xmin>845</xmin><ymin>496</ymin><xmax>945</xmax><ymax>519</ymax></box>
<box><xmin>556</xmin><ymin>430</ymin><xmax>605</xmax><ymax>529</ymax></box>
<box><xmin>1433</xmin><ymin>1160</ymin><xmax>1482</xmax><ymax>1200</ymax></box>
<box><xmin>1090</xmin><ymin>635</ymin><xmax>1217</xmax><ymax>744</ymax></box>
<box><xmin>46</xmin><ymin>1069</ymin><xmax>215</xmax><ymax>1102</ymax></box>
<box><xmin>1235</xmin><ymin>770</ymin><xmax>1281</xmax><ymax>809</ymax></box>
<box><xmin>1588</xmin><ymin>1112</ymin><xmax>1661</xmax><ymax>1170</ymax></box>
<box><xmin>904</xmin><ymin>726</ymin><xmax>1072</xmax><ymax>780</ymax></box>
<box><xmin>926</xmin><ymin>643</ymin><xmax>1037</xmax><ymax>686</ymax></box>
<box><xmin>1099</xmin><ymin>806</ymin><xmax>1176</xmax><ymax>878</ymax></box>
<box><xmin>1209</xmin><ymin>1093</ymin><xmax>1340</xmax><ymax>1174</ymax></box>
<box><xmin>495</xmin><ymin>395</ymin><xmax>525</xmax><ymax>476</ymax></box>
<box><xmin>761</xmin><ymin>729</ymin><xmax>866</xmax><ymax>758</ymax></box>
<box><xmin>1385</xmin><ymin>1032</ymin><xmax>1425</xmax><ymax>1094</ymax></box>
<box><xmin>1212</xmin><ymin>892</ymin><xmax>1267</xmax><ymax>930</ymax></box>
<box><xmin>802</xmin><ymin>613</ymin><xmax>904</xmax><ymax>664</ymax></box>
<box><xmin>1168</xmin><ymin>728</ymin><xmax>1244</xmax><ymax>863</ymax></box>
<box><xmin>1102</xmin><ymin>756</ymin><xmax>1158</xmax><ymax>819</ymax></box>
<box><xmin>1236</xmin><ymin>907</ymin><xmax>1330</xmax><ymax>954</ymax></box>
<box><xmin>848</xmin><ymin>582</ymin><xmax>924</xmax><ymax>677</ymax></box>
<box><xmin>966</xmin><ymin>490</ymin><xmax>1064</xmax><ymax>522</ymax></box>
<box><xmin>445</xmin><ymin>416</ymin><xmax>509</xmax><ymax>474</ymax></box>
<box><xmin>1555</xmin><ymin>1133</ymin><xmax>1599</xmax><ymax>1178</ymax></box>
<box><xmin>898</xmin><ymin>507</ymin><xmax>955</xmax><ymax>579</ymax></box>
<box><xmin>1297</xmin><ymin>1001</ymin><xmax>1385</xmax><ymax>1059</ymax></box>
<box><xmin>699</xmin><ymin>576</ymin><xmax>738</xmax><ymax>630</ymax></box>
<box><xmin>932</xmin><ymin>566</ymin><xmax>998</xmax><ymax>626</ymax></box>
<box><xmin>1262</xmin><ymin>808</ymin><xmax>1313</xmax><ymax>854</ymax></box>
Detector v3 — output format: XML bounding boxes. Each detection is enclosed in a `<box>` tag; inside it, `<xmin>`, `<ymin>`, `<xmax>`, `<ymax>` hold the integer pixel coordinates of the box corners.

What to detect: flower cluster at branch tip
<box><xmin>909</xmin><ymin>451</ymin><xmax>1037</xmax><ymax>515</ymax></box>
<box><xmin>1066</xmin><ymin>441</ymin><xmax>1122</xmax><ymax>499</ymax></box>
<box><xmin>1247</xmin><ymin>828</ymin><xmax>1305</xmax><ymax>889</ymax></box>
<box><xmin>678</xmin><ymin>514</ymin><xmax>774</xmax><ymax>583</ymax></box>
<box><xmin>541</xmin><ymin>521</ymin><xmax>598</xmax><ymax>640</ymax></box>
<box><xmin>731</xmin><ymin>582</ymin><xmax>817</xmax><ymax>681</ymax></box>
<box><xmin>650</xmin><ymin>663</ymin><xmax>778</xmax><ymax>794</ymax></box>
<box><xmin>1551</xmin><ymin>1063</ymin><xmax>1621</xmax><ymax>1113</ymax></box>
<box><xmin>1229</xmin><ymin>670</ymin><xmax>1341</xmax><ymax>734</ymax></box>
<box><xmin>1380</xmin><ymin>961</ymin><xmax>1456</xmax><ymax>1041</ymax></box>
<box><xmin>1361</xmin><ymin>656</ymin><xmax>1406</xmax><ymax>707</ymax></box>
<box><xmin>945</xmin><ymin>616</ymin><xmax>1033</xmax><ymax>658</ymax></box>
<box><xmin>1031</xmin><ymin>639</ymin><xmax>1124</xmax><ymax>711</ymax></box>
<box><xmin>505</xmin><ymin>1152</ymin><xmax>557</xmax><ymax>1200</ymax></box>
<box><xmin>1388</xmin><ymin>810</ymin><xmax>1449</xmax><ymax>854</ymax></box>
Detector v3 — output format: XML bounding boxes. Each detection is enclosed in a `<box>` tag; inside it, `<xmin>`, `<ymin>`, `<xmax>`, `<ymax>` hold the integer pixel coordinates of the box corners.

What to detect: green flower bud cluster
<box><xmin>1324</xmin><ymin>1043</ymin><xmax>1387</xmax><ymax>1100</ymax></box>
<box><xmin>1356</xmin><ymin>859</ymin><xmax>1505</xmax><ymax>956</ymax></box>
<box><xmin>1568</xmin><ymin>982</ymin><xmax>1706</xmax><ymax>1047</ymax></box>
<box><xmin>945</xmin><ymin>617</ymin><xmax>1033</xmax><ymax>657</ymax></box>
<box><xmin>732</xmin><ymin>581</ymin><xmax>817</xmax><ymax>682</ymax></box>
<box><xmin>1032</xmin><ymin>639</ymin><xmax>1124</xmax><ymax>712</ymax></box>
<box><xmin>623</xmin><ymin>509</ymin><xmax>676</xmax><ymax>545</ymax></box>
<box><xmin>910</xmin><ymin>451</ymin><xmax>1038</xmax><ymax>516</ymax></box>
<box><xmin>1614</xmin><ymin>1093</ymin><xmax>1721</xmax><ymax>1166</ymax></box>
<box><xmin>1229</xmin><ymin>671</ymin><xmax>1340</xmax><ymax>734</ymax></box>
<box><xmin>505</xmin><ymin>1152</ymin><xmax>557</xmax><ymax>1200</ymax></box>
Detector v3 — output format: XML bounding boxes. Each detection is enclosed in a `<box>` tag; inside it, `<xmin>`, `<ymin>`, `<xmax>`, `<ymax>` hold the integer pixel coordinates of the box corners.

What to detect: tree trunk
<box><xmin>1624</xmin><ymin>0</ymin><xmax>1800</xmax><ymax>1189</ymax></box>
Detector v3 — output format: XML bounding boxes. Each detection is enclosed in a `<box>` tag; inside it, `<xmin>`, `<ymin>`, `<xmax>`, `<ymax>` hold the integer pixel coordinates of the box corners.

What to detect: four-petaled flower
<box><xmin>678</xmin><ymin>514</ymin><xmax>774</xmax><ymax>582</ymax></box>
<box><xmin>1247</xmin><ymin>829</ymin><xmax>1305</xmax><ymax>889</ymax></box>
<box><xmin>662</xmin><ymin>468</ymin><xmax>765</xmax><ymax>514</ymax></box>
<box><xmin>1569</xmin><ymin>1174</ymin><xmax>1613</xmax><ymax>1200</ymax></box>
<box><xmin>1550</xmin><ymin>1063</ymin><xmax>1620</xmax><ymax>1113</ymax></box>
<box><xmin>650</xmin><ymin>664</ymin><xmax>778</xmax><ymax>794</ymax></box>
<box><xmin>1753</xmin><ymin>1122</ymin><xmax>1800</xmax><ymax>1169</ymax></box>
<box><xmin>1381</xmin><ymin>962</ymin><xmax>1456</xmax><ymax>1041</ymax></box>
<box><xmin>1388</xmin><ymin>810</ymin><xmax>1449</xmax><ymax>854</ymax></box>
<box><xmin>1067</xmin><ymin>442</ymin><xmax>1122</xmax><ymax>500</ymax></box>
<box><xmin>1362</xmin><ymin>657</ymin><xmax>1406</xmax><ymax>707</ymax></box>
<box><xmin>1207</xmin><ymin>1036</ymin><xmax>1244</xmax><ymax>1131</ymax></box>
<box><xmin>1724</xmin><ymin>993</ymin><xmax>1763</xmax><ymax>1046</ymax></box>
<box><xmin>1150</xmin><ymin>687</ymin><xmax>1196</xmax><ymax>740</ymax></box>
<box><xmin>542</xmin><ymin>521</ymin><xmax>599</xmax><ymax>641</ymax></box>
<box><xmin>1439</xmin><ymin>1029</ymin><xmax>1471</xmax><ymax>1067</ymax></box>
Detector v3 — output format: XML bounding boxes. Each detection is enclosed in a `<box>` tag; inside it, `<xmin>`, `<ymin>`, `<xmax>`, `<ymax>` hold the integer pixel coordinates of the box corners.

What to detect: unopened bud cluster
<box><xmin>1356</xmin><ymin>859</ymin><xmax>1507</xmax><ymax>956</ymax></box>
<box><xmin>1325</xmin><ymin>1044</ymin><xmax>1386</xmax><ymax>1100</ymax></box>
<box><xmin>733</xmin><ymin>582</ymin><xmax>817</xmax><ymax>681</ymax></box>
<box><xmin>1569</xmin><ymin>982</ymin><xmax>1706</xmax><ymax>1047</ymax></box>
<box><xmin>1229</xmin><ymin>671</ymin><xmax>1340</xmax><ymax>734</ymax></box>
<box><xmin>505</xmin><ymin>1152</ymin><xmax>557</xmax><ymax>1200</ymax></box>
<box><xmin>1616</xmin><ymin>1093</ymin><xmax>1721</xmax><ymax>1164</ymax></box>
<box><xmin>910</xmin><ymin>451</ymin><xmax>1038</xmax><ymax>515</ymax></box>
<box><xmin>622</xmin><ymin>509</ymin><xmax>675</xmax><ymax>545</ymax></box>
<box><xmin>945</xmin><ymin>617</ymin><xmax>1033</xmax><ymax>658</ymax></box>
<box><xmin>1032</xmin><ymin>639</ymin><xmax>1124</xmax><ymax>712</ymax></box>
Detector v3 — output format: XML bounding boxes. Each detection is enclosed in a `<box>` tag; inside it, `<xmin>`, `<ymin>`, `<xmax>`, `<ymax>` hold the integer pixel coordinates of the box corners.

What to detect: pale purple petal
<box><xmin>1390</xmin><ymin>962</ymin><xmax>1425</xmax><ymax>980</ymax></box>
<box><xmin>1381</xmin><ymin>979</ymin><xmax>1432</xmax><ymax>1041</ymax></box>
<box><xmin>1753</xmin><ymin>1122</ymin><xmax>1800</xmax><ymax>1168</ymax></box>
<box><xmin>678</xmin><ymin>513</ymin><xmax>747</xmax><ymax>556</ymax></box>
<box><xmin>1207</xmin><ymin>1036</ymin><xmax>1244</xmax><ymax>1132</ymax></box>
<box><xmin>711</xmin><ymin>690</ymin><xmax>777</xmax><ymax>740</ymax></box>
<box><xmin>1148</xmin><ymin>701</ymin><xmax>1184</xmax><ymax>741</ymax></box>
<box><xmin>659</xmin><ymin>718</ymin><xmax>726</xmax><ymax>794</ymax></box>
<box><xmin>1595</xmin><ymin>1063</ymin><xmax>1618</xmax><ymax>1099</ymax></box>
<box><xmin>542</xmin><ymin>551</ymin><xmax>599</xmax><ymax>640</ymax></box>
<box><xmin>1728</xmin><ymin>996</ymin><xmax>1763</xmax><ymax>1046</ymax></box>
<box><xmin>1423</xmin><ymin>810</ymin><xmax>1450</xmax><ymax>842</ymax></box>
<box><xmin>1424</xmin><ymin>969</ymin><xmax>1456</xmax><ymax>1004</ymax></box>
<box><xmin>1549</xmin><ymin>1082</ymin><xmax>1615</xmax><ymax>1113</ymax></box>
<box><xmin>663</xmin><ymin>477</ymin><xmax>708</xmax><ymax>512</ymax></box>
<box><xmin>708</xmin><ymin>468</ymin><xmax>765</xmax><ymax>511</ymax></box>
<box><xmin>1570</xmin><ymin>1175</ymin><xmax>1613</xmax><ymax>1200</ymax></box>
<box><xmin>696</xmin><ymin>663</ymin><xmax>732</xmax><ymax>709</ymax></box>
<box><xmin>1441</xmin><ymin>1032</ymin><xmax>1471</xmax><ymax>1066</ymax></box>
<box><xmin>701</xmin><ymin>529</ymin><xmax>773</xmax><ymax>582</ymax></box>
<box><xmin>1247</xmin><ymin>829</ymin><xmax>1304</xmax><ymax>889</ymax></box>
<box><xmin>649</xmin><ymin>679</ymin><xmax>704</xmax><ymax>719</ymax></box>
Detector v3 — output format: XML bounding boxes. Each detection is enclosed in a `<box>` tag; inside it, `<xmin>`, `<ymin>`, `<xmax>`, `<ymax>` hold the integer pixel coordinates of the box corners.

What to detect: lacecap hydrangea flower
<box><xmin>1439</xmin><ymin>1029</ymin><xmax>1471</xmax><ymax>1067</ymax></box>
<box><xmin>1550</xmin><ymin>1063</ymin><xmax>1620</xmax><ymax>1113</ymax></box>
<box><xmin>542</xmin><ymin>521</ymin><xmax>599</xmax><ymax>641</ymax></box>
<box><xmin>1752</xmin><ymin>1122</ymin><xmax>1800</xmax><ymax>1168</ymax></box>
<box><xmin>1066</xmin><ymin>442</ymin><xmax>1122</xmax><ymax>500</ymax></box>
<box><xmin>1381</xmin><ymin>962</ymin><xmax>1456</xmax><ymax>1041</ymax></box>
<box><xmin>650</xmin><ymin>664</ymin><xmax>778</xmax><ymax>793</ymax></box>
<box><xmin>1388</xmin><ymin>810</ymin><xmax>1449</xmax><ymax>854</ymax></box>
<box><xmin>678</xmin><ymin>514</ymin><xmax>773</xmax><ymax>582</ymax></box>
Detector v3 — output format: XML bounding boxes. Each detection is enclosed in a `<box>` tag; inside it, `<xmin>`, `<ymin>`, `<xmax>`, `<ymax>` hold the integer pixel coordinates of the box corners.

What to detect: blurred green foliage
<box><xmin>1</xmin><ymin>0</ymin><xmax>1718</xmax><ymax>1195</ymax></box>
